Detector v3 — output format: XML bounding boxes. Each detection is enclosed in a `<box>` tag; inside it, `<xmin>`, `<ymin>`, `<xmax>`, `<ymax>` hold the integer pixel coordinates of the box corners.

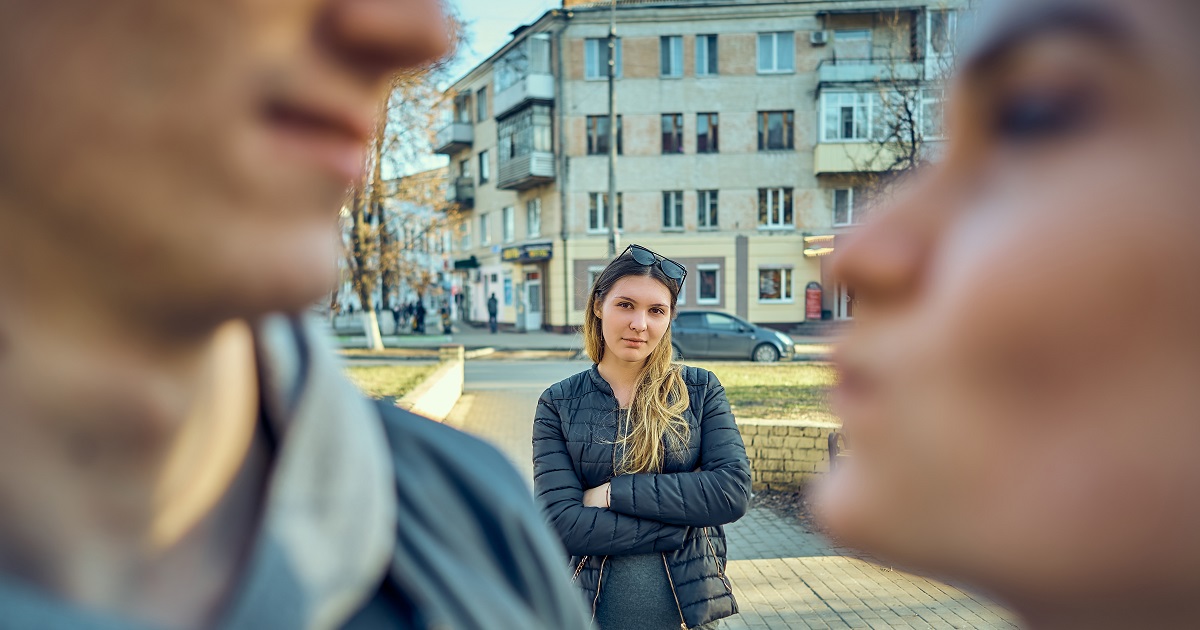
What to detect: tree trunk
<box><xmin>360</xmin><ymin>309</ymin><xmax>384</xmax><ymax>351</ymax></box>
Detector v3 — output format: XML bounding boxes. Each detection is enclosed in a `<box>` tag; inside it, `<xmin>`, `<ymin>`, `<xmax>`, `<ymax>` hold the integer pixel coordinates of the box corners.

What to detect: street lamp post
<box><xmin>606</xmin><ymin>0</ymin><xmax>619</xmax><ymax>257</ymax></box>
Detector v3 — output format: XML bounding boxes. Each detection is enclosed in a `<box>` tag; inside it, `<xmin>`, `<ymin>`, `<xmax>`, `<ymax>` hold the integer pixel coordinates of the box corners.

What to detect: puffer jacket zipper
<box><xmin>661</xmin><ymin>553</ymin><xmax>688</xmax><ymax>630</ymax></box>
<box><xmin>704</xmin><ymin>528</ymin><xmax>733</xmax><ymax>594</ymax></box>
<box><xmin>572</xmin><ymin>556</ymin><xmax>588</xmax><ymax>582</ymax></box>
<box><xmin>590</xmin><ymin>556</ymin><xmax>608</xmax><ymax>621</ymax></box>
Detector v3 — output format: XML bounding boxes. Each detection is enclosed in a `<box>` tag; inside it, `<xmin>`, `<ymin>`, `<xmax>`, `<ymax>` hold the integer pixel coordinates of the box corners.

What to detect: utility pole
<box><xmin>606</xmin><ymin>0</ymin><xmax>619</xmax><ymax>257</ymax></box>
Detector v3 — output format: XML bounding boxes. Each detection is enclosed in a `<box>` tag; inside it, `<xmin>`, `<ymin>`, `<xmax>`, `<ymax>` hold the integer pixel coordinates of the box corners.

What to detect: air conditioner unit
<box><xmin>810</xmin><ymin>30</ymin><xmax>828</xmax><ymax>46</ymax></box>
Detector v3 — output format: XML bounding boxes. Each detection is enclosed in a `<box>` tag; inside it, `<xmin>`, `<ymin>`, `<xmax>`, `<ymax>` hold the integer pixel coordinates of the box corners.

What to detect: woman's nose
<box><xmin>629</xmin><ymin>312</ymin><xmax>647</xmax><ymax>332</ymax></box>
<box><xmin>323</xmin><ymin>0</ymin><xmax>453</xmax><ymax>76</ymax></box>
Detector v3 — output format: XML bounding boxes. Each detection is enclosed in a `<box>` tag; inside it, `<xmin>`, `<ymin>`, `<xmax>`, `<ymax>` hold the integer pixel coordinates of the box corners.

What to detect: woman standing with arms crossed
<box><xmin>534</xmin><ymin>245</ymin><xmax>752</xmax><ymax>629</ymax></box>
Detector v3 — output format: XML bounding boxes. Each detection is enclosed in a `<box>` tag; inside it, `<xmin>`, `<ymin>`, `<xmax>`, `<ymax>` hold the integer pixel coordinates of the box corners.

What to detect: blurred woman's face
<box><xmin>817</xmin><ymin>0</ymin><xmax>1200</xmax><ymax>622</ymax></box>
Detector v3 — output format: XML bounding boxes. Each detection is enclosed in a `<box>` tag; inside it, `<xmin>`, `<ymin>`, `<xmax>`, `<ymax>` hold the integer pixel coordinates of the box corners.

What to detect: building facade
<box><xmin>437</xmin><ymin>0</ymin><xmax>965</xmax><ymax>332</ymax></box>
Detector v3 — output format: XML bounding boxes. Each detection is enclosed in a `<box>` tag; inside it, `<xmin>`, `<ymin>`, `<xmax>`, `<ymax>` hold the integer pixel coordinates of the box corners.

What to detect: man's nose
<box><xmin>324</xmin><ymin>0</ymin><xmax>453</xmax><ymax>76</ymax></box>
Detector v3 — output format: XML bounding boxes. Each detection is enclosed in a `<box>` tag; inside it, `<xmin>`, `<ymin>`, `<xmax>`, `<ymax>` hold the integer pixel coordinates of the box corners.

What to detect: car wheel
<box><xmin>752</xmin><ymin>343</ymin><xmax>780</xmax><ymax>363</ymax></box>
<box><xmin>672</xmin><ymin>344</ymin><xmax>684</xmax><ymax>361</ymax></box>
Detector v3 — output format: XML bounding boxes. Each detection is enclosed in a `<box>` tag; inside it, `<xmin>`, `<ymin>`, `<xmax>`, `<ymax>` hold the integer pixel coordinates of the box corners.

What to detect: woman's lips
<box><xmin>263</xmin><ymin>100</ymin><xmax>370</xmax><ymax>183</ymax></box>
<box><xmin>621</xmin><ymin>338</ymin><xmax>647</xmax><ymax>347</ymax></box>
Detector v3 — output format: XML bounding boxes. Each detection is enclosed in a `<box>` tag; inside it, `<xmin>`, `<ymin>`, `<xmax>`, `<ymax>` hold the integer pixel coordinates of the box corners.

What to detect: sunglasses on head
<box><xmin>623</xmin><ymin>244</ymin><xmax>687</xmax><ymax>288</ymax></box>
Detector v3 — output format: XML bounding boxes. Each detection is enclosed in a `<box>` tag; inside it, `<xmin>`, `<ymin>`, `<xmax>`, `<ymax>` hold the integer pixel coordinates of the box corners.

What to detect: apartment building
<box><xmin>436</xmin><ymin>0</ymin><xmax>965</xmax><ymax>332</ymax></box>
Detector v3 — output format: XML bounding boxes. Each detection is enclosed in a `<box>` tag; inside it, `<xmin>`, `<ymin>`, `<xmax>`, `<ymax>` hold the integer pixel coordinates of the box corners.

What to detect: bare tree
<box><xmin>842</xmin><ymin>4</ymin><xmax>972</xmax><ymax>209</ymax></box>
<box><xmin>343</xmin><ymin>13</ymin><xmax>467</xmax><ymax>350</ymax></box>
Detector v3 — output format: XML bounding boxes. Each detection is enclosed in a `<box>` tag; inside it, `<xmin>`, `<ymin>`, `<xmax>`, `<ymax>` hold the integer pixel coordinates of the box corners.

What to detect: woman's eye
<box><xmin>992</xmin><ymin>86</ymin><xmax>1096</xmax><ymax>143</ymax></box>
<box><xmin>651</xmin><ymin>308</ymin><xmax>665</xmax><ymax>315</ymax></box>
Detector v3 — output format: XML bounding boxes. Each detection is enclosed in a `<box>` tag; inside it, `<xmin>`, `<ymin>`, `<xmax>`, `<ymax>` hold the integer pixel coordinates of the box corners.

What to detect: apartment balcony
<box><xmin>493</xmin><ymin>73</ymin><xmax>554</xmax><ymax>119</ymax></box>
<box><xmin>814</xmin><ymin>143</ymin><xmax>901</xmax><ymax>174</ymax></box>
<box><xmin>446</xmin><ymin>177</ymin><xmax>475</xmax><ymax>207</ymax></box>
<box><xmin>818</xmin><ymin>58</ymin><xmax>922</xmax><ymax>85</ymax></box>
<box><xmin>497</xmin><ymin>151</ymin><xmax>555</xmax><ymax>190</ymax></box>
<box><xmin>434</xmin><ymin>122</ymin><xmax>473</xmax><ymax>155</ymax></box>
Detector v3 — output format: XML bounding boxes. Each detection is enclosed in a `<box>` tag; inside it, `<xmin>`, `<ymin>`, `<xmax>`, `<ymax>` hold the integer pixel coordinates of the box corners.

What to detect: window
<box><xmin>586</xmin><ymin>115</ymin><xmax>623</xmax><ymax>155</ymax></box>
<box><xmin>921</xmin><ymin>88</ymin><xmax>945</xmax><ymax>139</ymax></box>
<box><xmin>476</xmin><ymin>87</ymin><xmax>488</xmax><ymax>122</ymax></box>
<box><xmin>675</xmin><ymin>312</ymin><xmax>703</xmax><ymax>329</ymax></box>
<box><xmin>758</xmin><ymin>268</ymin><xmax>794</xmax><ymax>302</ymax></box>
<box><xmin>698</xmin><ymin>190</ymin><xmax>718</xmax><ymax>229</ymax></box>
<box><xmin>660</xmin><ymin>35</ymin><xmax>683</xmax><ymax>77</ymax></box>
<box><xmin>757</xmin><ymin>110</ymin><xmax>795</xmax><ymax>151</ymax></box>
<box><xmin>585</xmin><ymin>37</ymin><xmax>623</xmax><ymax>80</ymax></box>
<box><xmin>459</xmin><ymin>222</ymin><xmax>471</xmax><ymax>250</ymax></box>
<box><xmin>588</xmin><ymin>192</ymin><xmax>624</xmax><ymax>232</ymax></box>
<box><xmin>502</xmin><ymin>206</ymin><xmax>515</xmax><ymax>243</ymax></box>
<box><xmin>662</xmin><ymin>191</ymin><xmax>684</xmax><ymax>230</ymax></box>
<box><xmin>661</xmin><ymin>113</ymin><xmax>683</xmax><ymax>154</ymax></box>
<box><xmin>833</xmin><ymin>29</ymin><xmax>871</xmax><ymax>42</ymax></box>
<box><xmin>758</xmin><ymin>187</ymin><xmax>794</xmax><ymax>229</ymax></box>
<box><xmin>821</xmin><ymin>91</ymin><xmax>884</xmax><ymax>142</ymax></box>
<box><xmin>696</xmin><ymin>34</ymin><xmax>718</xmax><ymax>76</ymax></box>
<box><xmin>756</xmin><ymin>32</ymin><xmax>795</xmax><ymax>73</ymax></box>
<box><xmin>704</xmin><ymin>313</ymin><xmax>738</xmax><ymax>331</ymax></box>
<box><xmin>458</xmin><ymin>158</ymin><xmax>471</xmax><ymax>180</ymax></box>
<box><xmin>526</xmin><ymin>198</ymin><xmax>542</xmax><ymax>238</ymax></box>
<box><xmin>479</xmin><ymin>213</ymin><xmax>491</xmax><ymax>245</ymax></box>
<box><xmin>453</xmin><ymin>93</ymin><xmax>472</xmax><ymax>123</ymax></box>
<box><xmin>498</xmin><ymin>104</ymin><xmax>553</xmax><ymax>165</ymax></box>
<box><xmin>833</xmin><ymin>187</ymin><xmax>872</xmax><ymax>226</ymax></box>
<box><xmin>697</xmin><ymin>265</ymin><xmax>719</xmax><ymax>304</ymax></box>
<box><xmin>927</xmin><ymin>10</ymin><xmax>958</xmax><ymax>58</ymax></box>
<box><xmin>587</xmin><ymin>265</ymin><xmax>607</xmax><ymax>291</ymax></box>
<box><xmin>696</xmin><ymin>113</ymin><xmax>718</xmax><ymax>153</ymax></box>
<box><xmin>478</xmin><ymin>150</ymin><xmax>490</xmax><ymax>183</ymax></box>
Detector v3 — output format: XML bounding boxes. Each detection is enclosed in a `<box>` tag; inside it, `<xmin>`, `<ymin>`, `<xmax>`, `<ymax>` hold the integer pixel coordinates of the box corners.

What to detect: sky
<box><xmin>446</xmin><ymin>0</ymin><xmax>562</xmax><ymax>83</ymax></box>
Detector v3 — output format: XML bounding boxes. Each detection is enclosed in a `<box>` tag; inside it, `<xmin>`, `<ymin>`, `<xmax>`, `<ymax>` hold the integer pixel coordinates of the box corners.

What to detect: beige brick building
<box><xmin>436</xmin><ymin>0</ymin><xmax>965</xmax><ymax>332</ymax></box>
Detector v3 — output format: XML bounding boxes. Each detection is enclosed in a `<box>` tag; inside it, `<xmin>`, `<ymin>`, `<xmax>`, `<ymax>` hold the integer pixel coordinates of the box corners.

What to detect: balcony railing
<box><xmin>494</xmin><ymin>73</ymin><xmax>554</xmax><ymax>119</ymax></box>
<box><xmin>817</xmin><ymin>58</ymin><xmax>922</xmax><ymax>84</ymax></box>
<box><xmin>446</xmin><ymin>177</ymin><xmax>474</xmax><ymax>207</ymax></box>
<box><xmin>497</xmin><ymin>152</ymin><xmax>555</xmax><ymax>190</ymax></box>
<box><xmin>434</xmin><ymin>122</ymin><xmax>473</xmax><ymax>155</ymax></box>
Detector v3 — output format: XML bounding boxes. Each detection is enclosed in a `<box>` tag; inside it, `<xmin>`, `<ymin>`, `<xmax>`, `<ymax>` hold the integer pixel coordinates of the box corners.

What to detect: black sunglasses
<box><xmin>623</xmin><ymin>244</ymin><xmax>687</xmax><ymax>287</ymax></box>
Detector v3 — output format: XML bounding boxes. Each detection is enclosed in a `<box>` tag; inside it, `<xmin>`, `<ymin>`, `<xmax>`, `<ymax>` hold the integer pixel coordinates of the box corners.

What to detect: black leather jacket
<box><xmin>533</xmin><ymin>364</ymin><xmax>752</xmax><ymax>629</ymax></box>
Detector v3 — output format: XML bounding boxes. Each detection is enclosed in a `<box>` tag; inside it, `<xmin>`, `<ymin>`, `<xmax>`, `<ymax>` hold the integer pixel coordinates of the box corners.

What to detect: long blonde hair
<box><xmin>583</xmin><ymin>251</ymin><xmax>690</xmax><ymax>474</ymax></box>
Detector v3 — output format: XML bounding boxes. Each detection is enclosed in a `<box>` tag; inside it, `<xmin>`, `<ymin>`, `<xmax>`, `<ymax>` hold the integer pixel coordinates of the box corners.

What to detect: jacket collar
<box><xmin>227</xmin><ymin>315</ymin><xmax>397</xmax><ymax>629</ymax></box>
<box><xmin>587</xmin><ymin>363</ymin><xmax>615</xmax><ymax>397</ymax></box>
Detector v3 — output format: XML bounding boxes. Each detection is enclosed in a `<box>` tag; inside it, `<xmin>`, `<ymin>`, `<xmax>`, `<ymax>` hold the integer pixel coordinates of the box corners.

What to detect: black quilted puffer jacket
<box><xmin>533</xmin><ymin>364</ymin><xmax>752</xmax><ymax>629</ymax></box>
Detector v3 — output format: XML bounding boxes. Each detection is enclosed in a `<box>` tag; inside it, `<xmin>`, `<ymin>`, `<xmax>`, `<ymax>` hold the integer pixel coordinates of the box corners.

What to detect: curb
<box><xmin>395</xmin><ymin>346</ymin><xmax>465</xmax><ymax>422</ymax></box>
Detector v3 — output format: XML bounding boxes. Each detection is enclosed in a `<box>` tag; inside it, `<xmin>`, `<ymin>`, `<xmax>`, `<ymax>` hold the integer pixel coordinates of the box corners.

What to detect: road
<box><xmin>444</xmin><ymin>359</ymin><xmax>1016</xmax><ymax>630</ymax></box>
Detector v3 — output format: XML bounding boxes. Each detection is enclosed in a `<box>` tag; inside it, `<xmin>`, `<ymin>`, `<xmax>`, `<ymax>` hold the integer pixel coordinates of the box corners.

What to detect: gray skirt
<box><xmin>594</xmin><ymin>553</ymin><xmax>721</xmax><ymax>630</ymax></box>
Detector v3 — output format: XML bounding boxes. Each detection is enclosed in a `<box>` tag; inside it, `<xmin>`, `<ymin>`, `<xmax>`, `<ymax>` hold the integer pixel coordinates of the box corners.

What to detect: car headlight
<box><xmin>775</xmin><ymin>331</ymin><xmax>794</xmax><ymax>348</ymax></box>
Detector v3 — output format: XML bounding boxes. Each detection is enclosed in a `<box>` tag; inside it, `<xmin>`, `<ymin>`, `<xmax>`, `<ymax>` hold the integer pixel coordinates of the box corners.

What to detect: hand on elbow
<box><xmin>582</xmin><ymin>482</ymin><xmax>611</xmax><ymax>508</ymax></box>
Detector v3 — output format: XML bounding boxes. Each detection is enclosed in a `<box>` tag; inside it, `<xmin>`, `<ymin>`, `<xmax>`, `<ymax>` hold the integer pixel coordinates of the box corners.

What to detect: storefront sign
<box><xmin>501</xmin><ymin>242</ymin><xmax>553</xmax><ymax>263</ymax></box>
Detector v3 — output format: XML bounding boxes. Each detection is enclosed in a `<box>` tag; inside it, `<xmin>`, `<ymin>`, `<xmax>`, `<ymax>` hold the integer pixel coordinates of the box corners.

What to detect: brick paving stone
<box><xmin>446</xmin><ymin>364</ymin><xmax>1021</xmax><ymax>630</ymax></box>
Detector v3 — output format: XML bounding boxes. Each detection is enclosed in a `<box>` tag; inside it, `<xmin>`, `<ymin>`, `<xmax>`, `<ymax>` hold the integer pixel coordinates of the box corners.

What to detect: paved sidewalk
<box><xmin>444</xmin><ymin>361</ymin><xmax>1017</xmax><ymax>630</ymax></box>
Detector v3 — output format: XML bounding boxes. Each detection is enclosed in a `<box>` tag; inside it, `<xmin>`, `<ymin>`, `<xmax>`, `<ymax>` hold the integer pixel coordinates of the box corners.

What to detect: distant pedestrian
<box><xmin>391</xmin><ymin>305</ymin><xmax>401</xmax><ymax>333</ymax></box>
<box><xmin>533</xmin><ymin>244</ymin><xmax>751</xmax><ymax>629</ymax></box>
<box><xmin>415</xmin><ymin>301</ymin><xmax>427</xmax><ymax>334</ymax></box>
<box><xmin>487</xmin><ymin>293</ymin><xmax>499</xmax><ymax>334</ymax></box>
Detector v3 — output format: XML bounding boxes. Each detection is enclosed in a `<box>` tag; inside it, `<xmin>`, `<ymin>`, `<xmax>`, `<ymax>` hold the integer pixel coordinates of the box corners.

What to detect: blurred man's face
<box><xmin>819</xmin><ymin>0</ymin><xmax>1200</xmax><ymax>618</ymax></box>
<box><xmin>0</xmin><ymin>0</ymin><xmax>449</xmax><ymax>323</ymax></box>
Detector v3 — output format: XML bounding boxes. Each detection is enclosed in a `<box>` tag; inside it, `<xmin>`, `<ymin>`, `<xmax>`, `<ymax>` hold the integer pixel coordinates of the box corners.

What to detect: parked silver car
<box><xmin>671</xmin><ymin>310</ymin><xmax>796</xmax><ymax>362</ymax></box>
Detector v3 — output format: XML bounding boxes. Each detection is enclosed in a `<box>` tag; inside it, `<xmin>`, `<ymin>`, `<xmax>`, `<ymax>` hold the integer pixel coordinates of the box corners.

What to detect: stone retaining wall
<box><xmin>736</xmin><ymin>418</ymin><xmax>841</xmax><ymax>492</ymax></box>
